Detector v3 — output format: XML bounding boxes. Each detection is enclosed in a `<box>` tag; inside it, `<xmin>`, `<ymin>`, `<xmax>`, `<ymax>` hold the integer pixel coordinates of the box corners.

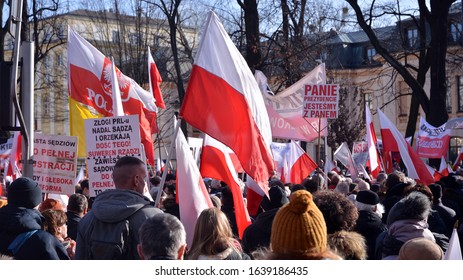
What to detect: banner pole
<box><xmin>154</xmin><ymin>117</ymin><xmax>181</xmax><ymax>207</ymax></box>
<box><xmin>317</xmin><ymin>117</ymin><xmax>322</xmax><ymax>189</ymax></box>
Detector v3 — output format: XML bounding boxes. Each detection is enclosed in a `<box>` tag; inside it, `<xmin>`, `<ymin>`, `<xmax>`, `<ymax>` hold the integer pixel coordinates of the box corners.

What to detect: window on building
<box><xmin>407</xmin><ymin>28</ymin><xmax>418</xmax><ymax>48</ymax></box>
<box><xmin>57</xmin><ymin>25</ymin><xmax>65</xmax><ymax>39</ymax></box>
<box><xmin>451</xmin><ymin>22</ymin><xmax>462</xmax><ymax>44</ymax></box>
<box><xmin>366</xmin><ymin>47</ymin><xmax>376</xmax><ymax>61</ymax></box>
<box><xmin>129</xmin><ymin>33</ymin><xmax>143</xmax><ymax>45</ymax></box>
<box><xmin>446</xmin><ymin>78</ymin><xmax>452</xmax><ymax>113</ymax></box>
<box><xmin>450</xmin><ymin>137</ymin><xmax>463</xmax><ymax>165</ymax></box>
<box><xmin>44</xmin><ymin>30</ymin><xmax>52</xmax><ymax>41</ymax></box>
<box><xmin>365</xmin><ymin>92</ymin><xmax>373</xmax><ymax>111</ymax></box>
<box><xmin>43</xmin><ymin>96</ymin><xmax>50</xmax><ymax>115</ymax></box>
<box><xmin>458</xmin><ymin>76</ymin><xmax>463</xmax><ymax>112</ymax></box>
<box><xmin>56</xmin><ymin>54</ymin><xmax>63</xmax><ymax>66</ymax></box>
<box><xmin>112</xmin><ymin>30</ymin><xmax>120</xmax><ymax>43</ymax></box>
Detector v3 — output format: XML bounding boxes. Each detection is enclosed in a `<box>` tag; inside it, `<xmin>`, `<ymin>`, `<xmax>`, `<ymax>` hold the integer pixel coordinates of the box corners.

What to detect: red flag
<box><xmin>174</xmin><ymin>120</ymin><xmax>213</xmax><ymax>246</ymax></box>
<box><xmin>179</xmin><ymin>12</ymin><xmax>274</xmax><ymax>194</ymax></box>
<box><xmin>285</xmin><ymin>141</ymin><xmax>317</xmax><ymax>184</ymax></box>
<box><xmin>378</xmin><ymin>109</ymin><xmax>435</xmax><ymax>185</ymax></box>
<box><xmin>200</xmin><ymin>135</ymin><xmax>251</xmax><ymax>239</ymax></box>
<box><xmin>148</xmin><ymin>46</ymin><xmax>166</xmax><ymax>109</ymax></box>
<box><xmin>68</xmin><ymin>28</ymin><xmax>157</xmax><ymax>165</ymax></box>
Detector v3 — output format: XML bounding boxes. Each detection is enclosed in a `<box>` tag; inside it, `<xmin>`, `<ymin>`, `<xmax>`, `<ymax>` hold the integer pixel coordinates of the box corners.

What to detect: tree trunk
<box><xmin>242</xmin><ymin>0</ymin><xmax>261</xmax><ymax>71</ymax></box>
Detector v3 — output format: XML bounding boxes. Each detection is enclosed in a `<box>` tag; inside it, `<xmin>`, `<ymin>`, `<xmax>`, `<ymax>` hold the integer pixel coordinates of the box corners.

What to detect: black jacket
<box><xmin>355</xmin><ymin>210</ymin><xmax>387</xmax><ymax>260</ymax></box>
<box><xmin>241</xmin><ymin>208</ymin><xmax>279</xmax><ymax>255</ymax></box>
<box><xmin>66</xmin><ymin>211</ymin><xmax>81</xmax><ymax>241</ymax></box>
<box><xmin>0</xmin><ymin>205</ymin><xmax>69</xmax><ymax>260</ymax></box>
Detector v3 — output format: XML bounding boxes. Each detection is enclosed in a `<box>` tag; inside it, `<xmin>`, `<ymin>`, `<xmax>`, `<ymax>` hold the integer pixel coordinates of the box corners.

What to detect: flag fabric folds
<box><xmin>256</xmin><ymin>65</ymin><xmax>327</xmax><ymax>142</ymax></box>
<box><xmin>378</xmin><ymin>109</ymin><xmax>434</xmax><ymax>185</ymax></box>
<box><xmin>444</xmin><ymin>228</ymin><xmax>462</xmax><ymax>260</ymax></box>
<box><xmin>365</xmin><ymin>104</ymin><xmax>381</xmax><ymax>178</ymax></box>
<box><xmin>179</xmin><ymin>11</ymin><xmax>274</xmax><ymax>194</ymax></box>
<box><xmin>148</xmin><ymin>46</ymin><xmax>166</xmax><ymax>109</ymax></box>
<box><xmin>285</xmin><ymin>141</ymin><xmax>318</xmax><ymax>184</ymax></box>
<box><xmin>174</xmin><ymin>121</ymin><xmax>213</xmax><ymax>246</ymax></box>
<box><xmin>67</xmin><ymin>27</ymin><xmax>157</xmax><ymax>164</ymax></box>
<box><xmin>200</xmin><ymin>135</ymin><xmax>251</xmax><ymax>239</ymax></box>
<box><xmin>334</xmin><ymin>142</ymin><xmax>358</xmax><ymax>180</ymax></box>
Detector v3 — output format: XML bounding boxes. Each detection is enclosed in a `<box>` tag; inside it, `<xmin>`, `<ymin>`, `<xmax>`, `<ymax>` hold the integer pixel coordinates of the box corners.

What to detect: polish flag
<box><xmin>6</xmin><ymin>132</ymin><xmax>22</xmax><ymax>180</ymax></box>
<box><xmin>175</xmin><ymin>120</ymin><xmax>213</xmax><ymax>246</ymax></box>
<box><xmin>445</xmin><ymin>227</ymin><xmax>462</xmax><ymax>260</ymax></box>
<box><xmin>378</xmin><ymin>109</ymin><xmax>435</xmax><ymax>185</ymax></box>
<box><xmin>68</xmin><ymin>28</ymin><xmax>157</xmax><ymax>165</ymax></box>
<box><xmin>324</xmin><ymin>157</ymin><xmax>339</xmax><ymax>175</ymax></box>
<box><xmin>200</xmin><ymin>135</ymin><xmax>251</xmax><ymax>239</ymax></box>
<box><xmin>148</xmin><ymin>46</ymin><xmax>165</xmax><ymax>109</ymax></box>
<box><xmin>439</xmin><ymin>156</ymin><xmax>452</xmax><ymax>177</ymax></box>
<box><xmin>365</xmin><ymin>104</ymin><xmax>381</xmax><ymax>178</ymax></box>
<box><xmin>334</xmin><ymin>142</ymin><xmax>358</xmax><ymax>180</ymax></box>
<box><xmin>179</xmin><ymin>11</ymin><xmax>274</xmax><ymax>195</ymax></box>
<box><xmin>285</xmin><ymin>141</ymin><xmax>318</xmax><ymax>184</ymax></box>
<box><xmin>111</xmin><ymin>58</ymin><xmax>124</xmax><ymax>116</ymax></box>
<box><xmin>453</xmin><ymin>150</ymin><xmax>463</xmax><ymax>170</ymax></box>
<box><xmin>156</xmin><ymin>157</ymin><xmax>165</xmax><ymax>173</ymax></box>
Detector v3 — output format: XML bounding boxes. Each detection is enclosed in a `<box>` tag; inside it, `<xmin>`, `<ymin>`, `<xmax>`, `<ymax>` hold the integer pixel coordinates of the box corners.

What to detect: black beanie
<box><xmin>7</xmin><ymin>177</ymin><xmax>42</xmax><ymax>208</ymax></box>
<box><xmin>356</xmin><ymin>190</ymin><xmax>379</xmax><ymax>205</ymax></box>
<box><xmin>261</xmin><ymin>186</ymin><xmax>289</xmax><ymax>211</ymax></box>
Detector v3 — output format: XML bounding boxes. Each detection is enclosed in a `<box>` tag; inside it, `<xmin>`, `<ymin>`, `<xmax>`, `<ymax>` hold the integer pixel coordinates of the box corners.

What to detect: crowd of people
<box><xmin>0</xmin><ymin>155</ymin><xmax>462</xmax><ymax>260</ymax></box>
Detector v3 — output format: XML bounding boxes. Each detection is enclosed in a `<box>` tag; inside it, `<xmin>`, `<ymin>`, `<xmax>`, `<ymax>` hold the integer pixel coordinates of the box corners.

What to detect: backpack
<box><xmin>88</xmin><ymin>218</ymin><xmax>133</xmax><ymax>260</ymax></box>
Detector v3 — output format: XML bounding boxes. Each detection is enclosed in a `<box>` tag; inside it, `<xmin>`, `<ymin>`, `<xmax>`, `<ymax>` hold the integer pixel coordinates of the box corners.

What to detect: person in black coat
<box><xmin>354</xmin><ymin>190</ymin><xmax>387</xmax><ymax>260</ymax></box>
<box><xmin>241</xmin><ymin>184</ymin><xmax>289</xmax><ymax>256</ymax></box>
<box><xmin>0</xmin><ymin>177</ymin><xmax>69</xmax><ymax>260</ymax></box>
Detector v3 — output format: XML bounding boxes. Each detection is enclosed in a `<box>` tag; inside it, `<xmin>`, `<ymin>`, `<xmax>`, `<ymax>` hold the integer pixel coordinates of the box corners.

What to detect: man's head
<box><xmin>67</xmin><ymin>193</ymin><xmax>88</xmax><ymax>217</ymax></box>
<box><xmin>7</xmin><ymin>177</ymin><xmax>42</xmax><ymax>209</ymax></box>
<box><xmin>112</xmin><ymin>156</ymin><xmax>147</xmax><ymax>194</ymax></box>
<box><xmin>138</xmin><ymin>213</ymin><xmax>186</xmax><ymax>260</ymax></box>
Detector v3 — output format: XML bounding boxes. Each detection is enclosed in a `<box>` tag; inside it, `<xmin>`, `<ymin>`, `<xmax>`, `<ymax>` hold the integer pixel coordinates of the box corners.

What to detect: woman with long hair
<box><xmin>186</xmin><ymin>208</ymin><xmax>249</xmax><ymax>260</ymax></box>
<box><xmin>41</xmin><ymin>209</ymin><xmax>76</xmax><ymax>259</ymax></box>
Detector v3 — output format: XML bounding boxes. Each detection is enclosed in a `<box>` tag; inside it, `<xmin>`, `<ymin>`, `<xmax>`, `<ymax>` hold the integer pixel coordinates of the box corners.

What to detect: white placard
<box><xmin>85</xmin><ymin>115</ymin><xmax>142</xmax><ymax>197</ymax></box>
<box><xmin>303</xmin><ymin>84</ymin><xmax>339</xmax><ymax>119</ymax></box>
<box><xmin>33</xmin><ymin>133</ymin><xmax>78</xmax><ymax>195</ymax></box>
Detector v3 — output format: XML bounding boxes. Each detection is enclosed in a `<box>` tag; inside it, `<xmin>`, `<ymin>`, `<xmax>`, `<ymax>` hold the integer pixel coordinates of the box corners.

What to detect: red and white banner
<box><xmin>378</xmin><ymin>109</ymin><xmax>435</xmax><ymax>185</ymax></box>
<box><xmin>415</xmin><ymin>117</ymin><xmax>450</xmax><ymax>158</ymax></box>
<box><xmin>352</xmin><ymin>141</ymin><xmax>369</xmax><ymax>168</ymax></box>
<box><xmin>257</xmin><ymin>65</ymin><xmax>327</xmax><ymax>142</ymax></box>
<box><xmin>148</xmin><ymin>46</ymin><xmax>166</xmax><ymax>109</ymax></box>
<box><xmin>68</xmin><ymin>28</ymin><xmax>157</xmax><ymax>164</ymax></box>
<box><xmin>0</xmin><ymin>135</ymin><xmax>14</xmax><ymax>169</ymax></box>
<box><xmin>365</xmin><ymin>104</ymin><xmax>381</xmax><ymax>177</ymax></box>
<box><xmin>175</xmin><ymin>120</ymin><xmax>213</xmax><ymax>246</ymax></box>
<box><xmin>303</xmin><ymin>84</ymin><xmax>339</xmax><ymax>119</ymax></box>
<box><xmin>179</xmin><ymin>11</ymin><xmax>274</xmax><ymax>194</ymax></box>
<box><xmin>5</xmin><ymin>131</ymin><xmax>22</xmax><ymax>180</ymax></box>
<box><xmin>200</xmin><ymin>135</ymin><xmax>251</xmax><ymax>239</ymax></box>
<box><xmin>33</xmin><ymin>133</ymin><xmax>78</xmax><ymax>195</ymax></box>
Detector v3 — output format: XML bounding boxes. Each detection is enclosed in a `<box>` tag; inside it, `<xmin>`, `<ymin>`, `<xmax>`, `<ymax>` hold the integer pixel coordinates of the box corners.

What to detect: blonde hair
<box><xmin>186</xmin><ymin>208</ymin><xmax>240</xmax><ymax>260</ymax></box>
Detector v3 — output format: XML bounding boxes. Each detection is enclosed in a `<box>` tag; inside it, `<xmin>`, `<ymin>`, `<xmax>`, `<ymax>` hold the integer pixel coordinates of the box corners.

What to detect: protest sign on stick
<box><xmin>33</xmin><ymin>133</ymin><xmax>78</xmax><ymax>195</ymax></box>
<box><xmin>85</xmin><ymin>115</ymin><xmax>142</xmax><ymax>197</ymax></box>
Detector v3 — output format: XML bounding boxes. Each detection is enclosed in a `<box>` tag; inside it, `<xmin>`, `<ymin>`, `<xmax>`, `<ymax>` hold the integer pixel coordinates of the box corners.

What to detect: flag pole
<box><xmin>154</xmin><ymin>116</ymin><xmax>181</xmax><ymax>207</ymax></box>
<box><xmin>317</xmin><ymin>117</ymin><xmax>322</xmax><ymax>189</ymax></box>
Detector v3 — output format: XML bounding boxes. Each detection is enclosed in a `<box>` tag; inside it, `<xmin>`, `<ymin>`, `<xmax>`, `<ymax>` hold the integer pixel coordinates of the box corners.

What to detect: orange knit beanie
<box><xmin>270</xmin><ymin>190</ymin><xmax>327</xmax><ymax>255</ymax></box>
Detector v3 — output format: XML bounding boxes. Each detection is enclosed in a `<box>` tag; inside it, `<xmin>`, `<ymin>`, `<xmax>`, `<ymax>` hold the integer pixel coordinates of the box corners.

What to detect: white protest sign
<box><xmin>33</xmin><ymin>133</ymin><xmax>78</xmax><ymax>195</ymax></box>
<box><xmin>352</xmin><ymin>141</ymin><xmax>369</xmax><ymax>167</ymax></box>
<box><xmin>0</xmin><ymin>135</ymin><xmax>14</xmax><ymax>169</ymax></box>
<box><xmin>303</xmin><ymin>84</ymin><xmax>339</xmax><ymax>119</ymax></box>
<box><xmin>85</xmin><ymin>115</ymin><xmax>142</xmax><ymax>197</ymax></box>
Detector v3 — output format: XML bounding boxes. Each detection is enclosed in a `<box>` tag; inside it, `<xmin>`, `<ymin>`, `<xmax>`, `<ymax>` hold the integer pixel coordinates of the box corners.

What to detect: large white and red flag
<box><xmin>200</xmin><ymin>135</ymin><xmax>251</xmax><ymax>239</ymax></box>
<box><xmin>285</xmin><ymin>141</ymin><xmax>318</xmax><ymax>184</ymax></box>
<box><xmin>148</xmin><ymin>46</ymin><xmax>166</xmax><ymax>109</ymax></box>
<box><xmin>334</xmin><ymin>142</ymin><xmax>358</xmax><ymax>180</ymax></box>
<box><xmin>378</xmin><ymin>109</ymin><xmax>435</xmax><ymax>185</ymax></box>
<box><xmin>179</xmin><ymin>11</ymin><xmax>274</xmax><ymax>194</ymax></box>
<box><xmin>255</xmin><ymin>66</ymin><xmax>327</xmax><ymax>142</ymax></box>
<box><xmin>415</xmin><ymin>117</ymin><xmax>450</xmax><ymax>158</ymax></box>
<box><xmin>445</xmin><ymin>227</ymin><xmax>462</xmax><ymax>260</ymax></box>
<box><xmin>365</xmin><ymin>104</ymin><xmax>381</xmax><ymax>178</ymax></box>
<box><xmin>324</xmin><ymin>157</ymin><xmax>339</xmax><ymax>175</ymax></box>
<box><xmin>174</xmin><ymin>121</ymin><xmax>213</xmax><ymax>246</ymax></box>
<box><xmin>67</xmin><ymin>28</ymin><xmax>157</xmax><ymax>164</ymax></box>
<box><xmin>111</xmin><ymin>58</ymin><xmax>124</xmax><ymax>117</ymax></box>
